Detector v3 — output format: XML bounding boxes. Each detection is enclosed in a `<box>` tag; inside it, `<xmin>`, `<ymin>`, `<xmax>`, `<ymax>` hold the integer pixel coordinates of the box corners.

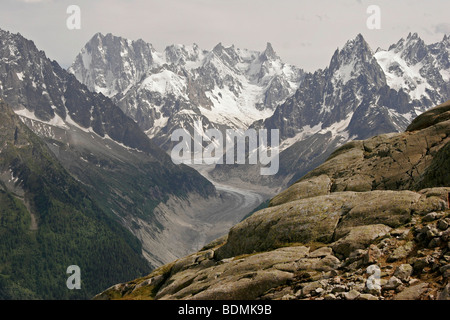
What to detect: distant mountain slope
<box><xmin>0</xmin><ymin>99</ymin><xmax>149</xmax><ymax>299</ymax></box>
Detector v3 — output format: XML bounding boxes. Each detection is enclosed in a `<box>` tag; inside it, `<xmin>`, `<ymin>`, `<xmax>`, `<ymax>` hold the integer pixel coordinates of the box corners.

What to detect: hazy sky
<box><xmin>2</xmin><ymin>0</ymin><xmax>450</xmax><ymax>71</ymax></box>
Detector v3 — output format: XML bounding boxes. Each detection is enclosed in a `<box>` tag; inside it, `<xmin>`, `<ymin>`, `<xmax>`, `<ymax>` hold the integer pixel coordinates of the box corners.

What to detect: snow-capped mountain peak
<box><xmin>328</xmin><ymin>34</ymin><xmax>381</xmax><ymax>85</ymax></box>
<box><xmin>69</xmin><ymin>32</ymin><xmax>156</xmax><ymax>97</ymax></box>
<box><xmin>163</xmin><ymin>43</ymin><xmax>205</xmax><ymax>68</ymax></box>
<box><xmin>70</xmin><ymin>34</ymin><xmax>304</xmax><ymax>149</ymax></box>
<box><xmin>375</xmin><ymin>33</ymin><xmax>450</xmax><ymax>105</ymax></box>
<box><xmin>260</xmin><ymin>42</ymin><xmax>279</xmax><ymax>61</ymax></box>
<box><xmin>70</xmin><ymin>32</ymin><xmax>450</xmax><ymax>162</ymax></box>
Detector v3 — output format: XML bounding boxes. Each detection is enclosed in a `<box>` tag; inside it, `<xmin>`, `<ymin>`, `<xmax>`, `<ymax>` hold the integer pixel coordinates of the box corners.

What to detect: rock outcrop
<box><xmin>94</xmin><ymin>101</ymin><xmax>450</xmax><ymax>301</ymax></box>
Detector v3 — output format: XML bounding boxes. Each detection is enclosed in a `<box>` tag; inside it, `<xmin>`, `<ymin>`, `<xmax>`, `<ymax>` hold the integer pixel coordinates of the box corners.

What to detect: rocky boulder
<box><xmin>216</xmin><ymin>190</ymin><xmax>443</xmax><ymax>260</ymax></box>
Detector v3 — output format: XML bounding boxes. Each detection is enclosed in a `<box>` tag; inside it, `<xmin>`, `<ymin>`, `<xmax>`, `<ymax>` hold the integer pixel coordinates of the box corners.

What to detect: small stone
<box><xmin>442</xmin><ymin>230</ymin><xmax>450</xmax><ymax>242</ymax></box>
<box><xmin>440</xmin><ymin>264</ymin><xmax>450</xmax><ymax>278</ymax></box>
<box><xmin>365</xmin><ymin>286</ymin><xmax>381</xmax><ymax>296</ymax></box>
<box><xmin>428</xmin><ymin>237</ymin><xmax>442</xmax><ymax>248</ymax></box>
<box><xmin>432</xmin><ymin>262</ymin><xmax>441</xmax><ymax>272</ymax></box>
<box><xmin>395</xmin><ymin>284</ymin><xmax>406</xmax><ymax>293</ymax></box>
<box><xmin>416</xmin><ymin>226</ymin><xmax>441</xmax><ymax>242</ymax></box>
<box><xmin>378</xmin><ymin>238</ymin><xmax>391</xmax><ymax>249</ymax></box>
<box><xmin>393</xmin><ymin>283</ymin><xmax>428</xmax><ymax>300</ymax></box>
<box><xmin>294</xmin><ymin>289</ymin><xmax>302</xmax><ymax>297</ymax></box>
<box><xmin>328</xmin><ymin>270</ymin><xmax>339</xmax><ymax>278</ymax></box>
<box><xmin>383</xmin><ymin>276</ymin><xmax>402</xmax><ymax>290</ymax></box>
<box><xmin>394</xmin><ymin>264</ymin><xmax>413</xmax><ymax>282</ymax></box>
<box><xmin>331</xmin><ymin>277</ymin><xmax>341</xmax><ymax>284</ymax></box>
<box><xmin>349</xmin><ymin>249</ymin><xmax>367</xmax><ymax>260</ymax></box>
<box><xmin>336</xmin><ymin>292</ymin><xmax>347</xmax><ymax>300</ymax></box>
<box><xmin>438</xmin><ymin>283</ymin><xmax>450</xmax><ymax>300</ymax></box>
<box><xmin>331</xmin><ymin>285</ymin><xmax>347</xmax><ymax>293</ymax></box>
<box><xmin>426</xmin><ymin>228</ymin><xmax>441</xmax><ymax>239</ymax></box>
<box><xmin>357</xmin><ymin>293</ymin><xmax>379</xmax><ymax>300</ymax></box>
<box><xmin>423</xmin><ymin>212</ymin><xmax>442</xmax><ymax>222</ymax></box>
<box><xmin>261</xmin><ymin>287</ymin><xmax>293</xmax><ymax>300</ymax></box>
<box><xmin>308</xmin><ymin>246</ymin><xmax>333</xmax><ymax>258</ymax></box>
<box><xmin>301</xmin><ymin>281</ymin><xmax>323</xmax><ymax>297</ymax></box>
<box><xmin>347</xmin><ymin>261</ymin><xmax>362</xmax><ymax>270</ymax></box>
<box><xmin>387</xmin><ymin>241</ymin><xmax>415</xmax><ymax>262</ymax></box>
<box><xmin>314</xmin><ymin>288</ymin><xmax>324</xmax><ymax>295</ymax></box>
<box><xmin>343</xmin><ymin>290</ymin><xmax>361</xmax><ymax>300</ymax></box>
<box><xmin>324</xmin><ymin>293</ymin><xmax>337</xmax><ymax>300</ymax></box>
<box><xmin>417</xmin><ymin>225</ymin><xmax>431</xmax><ymax>235</ymax></box>
<box><xmin>438</xmin><ymin>219</ymin><xmax>449</xmax><ymax>231</ymax></box>
<box><xmin>353</xmin><ymin>283</ymin><xmax>366</xmax><ymax>293</ymax></box>
<box><xmin>413</xmin><ymin>257</ymin><xmax>429</xmax><ymax>273</ymax></box>
<box><xmin>363</xmin><ymin>245</ymin><xmax>382</xmax><ymax>265</ymax></box>
<box><xmin>416</xmin><ymin>249</ymin><xmax>428</xmax><ymax>257</ymax></box>
<box><xmin>390</xmin><ymin>228</ymin><xmax>410</xmax><ymax>239</ymax></box>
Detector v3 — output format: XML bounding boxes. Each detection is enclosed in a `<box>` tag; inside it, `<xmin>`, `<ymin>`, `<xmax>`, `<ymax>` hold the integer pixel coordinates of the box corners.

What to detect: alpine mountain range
<box><xmin>0</xmin><ymin>27</ymin><xmax>449</xmax><ymax>299</ymax></box>
<box><xmin>70</xmin><ymin>32</ymin><xmax>450</xmax><ymax>187</ymax></box>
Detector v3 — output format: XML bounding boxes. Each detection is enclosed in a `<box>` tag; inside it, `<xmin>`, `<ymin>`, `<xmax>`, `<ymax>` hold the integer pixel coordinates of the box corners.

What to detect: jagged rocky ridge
<box><xmin>94</xmin><ymin>101</ymin><xmax>450</xmax><ymax>300</ymax></box>
<box><xmin>211</xmin><ymin>33</ymin><xmax>450</xmax><ymax>188</ymax></box>
<box><xmin>69</xmin><ymin>33</ymin><xmax>304</xmax><ymax>150</ymax></box>
<box><xmin>0</xmin><ymin>28</ymin><xmax>222</xmax><ymax>268</ymax></box>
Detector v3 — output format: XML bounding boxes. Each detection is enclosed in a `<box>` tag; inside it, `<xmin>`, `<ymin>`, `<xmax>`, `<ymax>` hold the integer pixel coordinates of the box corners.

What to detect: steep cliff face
<box><xmin>95</xmin><ymin>101</ymin><xmax>450</xmax><ymax>301</ymax></box>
